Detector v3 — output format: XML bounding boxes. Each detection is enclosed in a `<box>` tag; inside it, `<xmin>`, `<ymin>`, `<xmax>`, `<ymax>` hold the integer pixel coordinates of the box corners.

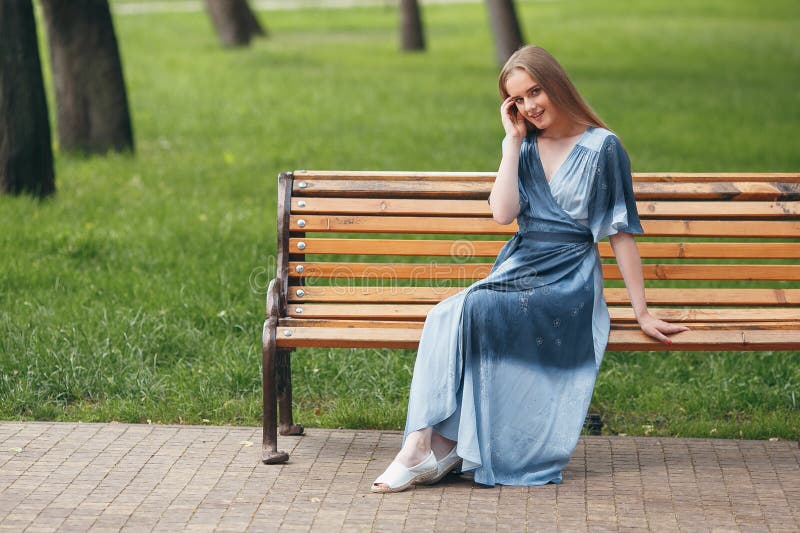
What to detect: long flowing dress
<box><xmin>403</xmin><ymin>126</ymin><xmax>644</xmax><ymax>486</ymax></box>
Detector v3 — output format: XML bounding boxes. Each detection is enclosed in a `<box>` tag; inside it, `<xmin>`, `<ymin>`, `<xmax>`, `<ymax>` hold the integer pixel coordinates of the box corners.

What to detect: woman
<box><xmin>372</xmin><ymin>45</ymin><xmax>689</xmax><ymax>493</ymax></box>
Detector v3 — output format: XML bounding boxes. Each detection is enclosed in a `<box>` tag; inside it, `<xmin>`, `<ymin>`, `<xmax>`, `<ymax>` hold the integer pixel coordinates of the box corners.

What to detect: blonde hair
<box><xmin>498</xmin><ymin>45</ymin><xmax>607</xmax><ymax>132</ymax></box>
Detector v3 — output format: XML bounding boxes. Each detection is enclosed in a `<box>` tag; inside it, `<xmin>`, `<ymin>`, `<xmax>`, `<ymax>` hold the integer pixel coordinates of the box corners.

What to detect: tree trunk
<box><xmin>0</xmin><ymin>0</ymin><xmax>55</xmax><ymax>197</ymax></box>
<box><xmin>242</xmin><ymin>1</ymin><xmax>267</xmax><ymax>38</ymax></box>
<box><xmin>205</xmin><ymin>0</ymin><xmax>266</xmax><ymax>47</ymax></box>
<box><xmin>40</xmin><ymin>0</ymin><xmax>134</xmax><ymax>154</ymax></box>
<box><xmin>399</xmin><ymin>0</ymin><xmax>425</xmax><ymax>51</ymax></box>
<box><xmin>485</xmin><ymin>0</ymin><xmax>525</xmax><ymax>65</ymax></box>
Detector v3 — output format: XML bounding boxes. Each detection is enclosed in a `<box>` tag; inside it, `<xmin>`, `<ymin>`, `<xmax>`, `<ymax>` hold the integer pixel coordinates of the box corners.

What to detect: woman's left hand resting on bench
<box><xmin>609</xmin><ymin>231</ymin><xmax>690</xmax><ymax>345</ymax></box>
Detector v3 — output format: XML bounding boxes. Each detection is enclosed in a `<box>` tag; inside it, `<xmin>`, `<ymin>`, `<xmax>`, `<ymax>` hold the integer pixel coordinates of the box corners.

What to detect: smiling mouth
<box><xmin>528</xmin><ymin>109</ymin><xmax>545</xmax><ymax>121</ymax></box>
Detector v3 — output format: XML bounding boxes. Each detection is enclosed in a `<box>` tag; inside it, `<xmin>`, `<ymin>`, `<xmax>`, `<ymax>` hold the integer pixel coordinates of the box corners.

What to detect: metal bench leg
<box><xmin>277</xmin><ymin>349</ymin><xmax>304</xmax><ymax>436</ymax></box>
<box><xmin>262</xmin><ymin>319</ymin><xmax>288</xmax><ymax>464</ymax></box>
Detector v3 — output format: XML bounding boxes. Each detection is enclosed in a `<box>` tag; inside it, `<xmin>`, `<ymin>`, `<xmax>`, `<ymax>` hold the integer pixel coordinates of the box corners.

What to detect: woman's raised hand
<box><xmin>501</xmin><ymin>97</ymin><xmax>527</xmax><ymax>139</ymax></box>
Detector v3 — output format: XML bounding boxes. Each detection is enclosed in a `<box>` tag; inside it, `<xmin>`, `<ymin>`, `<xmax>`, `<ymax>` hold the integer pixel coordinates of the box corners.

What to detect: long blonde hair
<box><xmin>498</xmin><ymin>45</ymin><xmax>607</xmax><ymax>132</ymax></box>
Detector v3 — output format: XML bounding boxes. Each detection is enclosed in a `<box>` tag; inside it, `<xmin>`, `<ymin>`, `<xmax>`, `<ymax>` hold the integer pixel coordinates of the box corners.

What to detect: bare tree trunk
<box><xmin>485</xmin><ymin>0</ymin><xmax>525</xmax><ymax>65</ymax></box>
<box><xmin>0</xmin><ymin>0</ymin><xmax>55</xmax><ymax>197</ymax></box>
<box><xmin>205</xmin><ymin>0</ymin><xmax>266</xmax><ymax>47</ymax></box>
<box><xmin>40</xmin><ymin>0</ymin><xmax>134</xmax><ymax>154</ymax></box>
<box><xmin>242</xmin><ymin>1</ymin><xmax>267</xmax><ymax>38</ymax></box>
<box><xmin>399</xmin><ymin>0</ymin><xmax>425</xmax><ymax>51</ymax></box>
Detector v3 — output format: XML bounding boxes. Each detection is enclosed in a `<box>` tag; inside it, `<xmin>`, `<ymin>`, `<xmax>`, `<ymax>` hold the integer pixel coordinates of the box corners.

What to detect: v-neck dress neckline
<box><xmin>533</xmin><ymin>128</ymin><xmax>590</xmax><ymax>188</ymax></box>
<box><xmin>532</xmin><ymin>128</ymin><xmax>592</xmax><ymax>225</ymax></box>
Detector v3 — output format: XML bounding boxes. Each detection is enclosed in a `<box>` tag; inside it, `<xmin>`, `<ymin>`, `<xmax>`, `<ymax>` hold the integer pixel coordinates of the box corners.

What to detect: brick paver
<box><xmin>0</xmin><ymin>422</ymin><xmax>797</xmax><ymax>532</ymax></box>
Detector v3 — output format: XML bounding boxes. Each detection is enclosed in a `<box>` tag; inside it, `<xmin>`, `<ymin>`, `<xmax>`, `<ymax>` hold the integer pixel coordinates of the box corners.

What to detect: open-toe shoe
<box><xmin>371</xmin><ymin>451</ymin><xmax>437</xmax><ymax>493</ymax></box>
<box><xmin>418</xmin><ymin>446</ymin><xmax>462</xmax><ymax>485</ymax></box>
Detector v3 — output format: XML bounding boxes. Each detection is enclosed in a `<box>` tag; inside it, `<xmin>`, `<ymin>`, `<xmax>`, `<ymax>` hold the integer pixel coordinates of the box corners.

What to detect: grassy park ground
<box><xmin>1</xmin><ymin>0</ymin><xmax>798</xmax><ymax>439</ymax></box>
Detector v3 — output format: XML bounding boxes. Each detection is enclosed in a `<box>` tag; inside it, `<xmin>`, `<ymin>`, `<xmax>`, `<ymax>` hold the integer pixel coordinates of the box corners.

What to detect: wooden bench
<box><xmin>261</xmin><ymin>170</ymin><xmax>800</xmax><ymax>464</ymax></box>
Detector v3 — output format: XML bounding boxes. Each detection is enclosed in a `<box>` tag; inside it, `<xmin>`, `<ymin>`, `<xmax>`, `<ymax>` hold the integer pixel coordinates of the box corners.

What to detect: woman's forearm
<box><xmin>608</xmin><ymin>231</ymin><xmax>650</xmax><ymax>322</ymax></box>
<box><xmin>489</xmin><ymin>136</ymin><xmax>522</xmax><ymax>225</ymax></box>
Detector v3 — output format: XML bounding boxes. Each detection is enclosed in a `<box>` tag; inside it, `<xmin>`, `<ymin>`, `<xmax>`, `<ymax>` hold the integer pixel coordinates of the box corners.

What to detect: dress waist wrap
<box><xmin>517</xmin><ymin>230</ymin><xmax>592</xmax><ymax>243</ymax></box>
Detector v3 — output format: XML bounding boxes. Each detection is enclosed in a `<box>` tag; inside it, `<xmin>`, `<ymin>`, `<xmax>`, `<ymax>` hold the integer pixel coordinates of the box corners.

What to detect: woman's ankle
<box><xmin>395</xmin><ymin>430</ymin><xmax>432</xmax><ymax>467</ymax></box>
<box><xmin>430</xmin><ymin>432</ymin><xmax>457</xmax><ymax>459</ymax></box>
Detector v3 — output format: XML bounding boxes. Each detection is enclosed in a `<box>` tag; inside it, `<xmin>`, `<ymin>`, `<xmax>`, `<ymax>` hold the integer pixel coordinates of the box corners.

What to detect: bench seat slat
<box><xmin>291</xmin><ymin>215</ymin><xmax>800</xmax><ymax>237</ymax></box>
<box><xmin>289</xmin><ymin>238</ymin><xmax>800</xmax><ymax>259</ymax></box>
<box><xmin>276</xmin><ymin>318</ymin><xmax>800</xmax><ymax>330</ymax></box>
<box><xmin>287</xmin><ymin>304</ymin><xmax>800</xmax><ymax>322</ymax></box>
<box><xmin>291</xmin><ymin>198</ymin><xmax>800</xmax><ymax>217</ymax></box>
<box><xmin>288</xmin><ymin>286</ymin><xmax>800</xmax><ymax>305</ymax></box>
<box><xmin>274</xmin><ymin>324</ymin><xmax>800</xmax><ymax>351</ymax></box>
<box><xmin>288</xmin><ymin>261</ymin><xmax>800</xmax><ymax>281</ymax></box>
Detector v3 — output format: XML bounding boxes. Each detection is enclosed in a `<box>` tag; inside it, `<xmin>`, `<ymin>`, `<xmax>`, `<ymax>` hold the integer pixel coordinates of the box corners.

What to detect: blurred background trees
<box><xmin>0</xmin><ymin>0</ymin><xmax>54</xmax><ymax>197</ymax></box>
<box><xmin>400</xmin><ymin>0</ymin><xmax>425</xmax><ymax>51</ymax></box>
<box><xmin>205</xmin><ymin>0</ymin><xmax>266</xmax><ymax>47</ymax></box>
<box><xmin>1</xmin><ymin>0</ymin><xmax>524</xmax><ymax>199</ymax></box>
<box><xmin>485</xmin><ymin>0</ymin><xmax>525</xmax><ymax>65</ymax></box>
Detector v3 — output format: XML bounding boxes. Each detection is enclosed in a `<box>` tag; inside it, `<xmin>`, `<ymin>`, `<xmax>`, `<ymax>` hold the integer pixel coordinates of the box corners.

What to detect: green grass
<box><xmin>1</xmin><ymin>0</ymin><xmax>798</xmax><ymax>439</ymax></box>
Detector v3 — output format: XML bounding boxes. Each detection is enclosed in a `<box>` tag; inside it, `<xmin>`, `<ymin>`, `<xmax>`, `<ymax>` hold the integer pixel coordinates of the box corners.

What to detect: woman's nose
<box><xmin>524</xmin><ymin>99</ymin><xmax>536</xmax><ymax>113</ymax></box>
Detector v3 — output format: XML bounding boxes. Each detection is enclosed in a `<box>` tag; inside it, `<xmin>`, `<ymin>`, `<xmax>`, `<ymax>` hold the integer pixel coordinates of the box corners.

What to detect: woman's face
<box><xmin>505</xmin><ymin>68</ymin><xmax>562</xmax><ymax>131</ymax></box>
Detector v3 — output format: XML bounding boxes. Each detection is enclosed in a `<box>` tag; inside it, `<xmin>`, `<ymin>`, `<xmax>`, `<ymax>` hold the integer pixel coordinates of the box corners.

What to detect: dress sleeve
<box><xmin>588</xmin><ymin>134</ymin><xmax>644</xmax><ymax>242</ymax></box>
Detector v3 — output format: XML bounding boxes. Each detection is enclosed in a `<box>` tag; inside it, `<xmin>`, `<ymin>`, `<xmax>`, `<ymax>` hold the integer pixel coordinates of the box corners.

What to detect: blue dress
<box><xmin>403</xmin><ymin>127</ymin><xmax>644</xmax><ymax>486</ymax></box>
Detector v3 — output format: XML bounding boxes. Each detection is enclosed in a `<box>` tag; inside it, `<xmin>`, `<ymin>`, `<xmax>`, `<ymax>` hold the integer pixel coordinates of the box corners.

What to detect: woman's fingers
<box><xmin>642</xmin><ymin>318</ymin><xmax>690</xmax><ymax>345</ymax></box>
<box><xmin>645</xmin><ymin>326</ymin><xmax>672</xmax><ymax>345</ymax></box>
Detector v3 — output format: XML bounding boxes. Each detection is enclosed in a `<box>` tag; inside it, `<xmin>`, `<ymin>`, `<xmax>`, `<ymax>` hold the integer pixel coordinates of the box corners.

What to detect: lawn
<box><xmin>1</xmin><ymin>0</ymin><xmax>798</xmax><ymax>439</ymax></box>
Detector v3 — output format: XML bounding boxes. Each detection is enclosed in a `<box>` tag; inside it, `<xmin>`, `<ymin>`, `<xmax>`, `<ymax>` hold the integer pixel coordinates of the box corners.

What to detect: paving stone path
<box><xmin>0</xmin><ymin>422</ymin><xmax>798</xmax><ymax>532</ymax></box>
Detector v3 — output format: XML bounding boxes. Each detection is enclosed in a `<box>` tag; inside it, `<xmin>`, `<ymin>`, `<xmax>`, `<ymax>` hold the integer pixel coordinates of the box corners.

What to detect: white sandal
<box><xmin>418</xmin><ymin>446</ymin><xmax>462</xmax><ymax>485</ymax></box>
<box><xmin>371</xmin><ymin>451</ymin><xmax>438</xmax><ymax>493</ymax></box>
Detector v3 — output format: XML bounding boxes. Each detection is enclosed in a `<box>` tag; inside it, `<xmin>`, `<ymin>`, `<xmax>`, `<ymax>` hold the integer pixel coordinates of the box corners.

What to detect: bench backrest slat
<box><xmin>288</xmin><ymin>238</ymin><xmax>800</xmax><ymax>259</ymax></box>
<box><xmin>292</xmin><ymin>198</ymin><xmax>799</xmax><ymax>217</ymax></box>
<box><xmin>287</xmin><ymin>285</ymin><xmax>800</xmax><ymax>306</ymax></box>
<box><xmin>287</xmin><ymin>261</ymin><xmax>800</xmax><ymax>281</ymax></box>
<box><xmin>290</xmin><ymin>215</ymin><xmax>800</xmax><ymax>237</ymax></box>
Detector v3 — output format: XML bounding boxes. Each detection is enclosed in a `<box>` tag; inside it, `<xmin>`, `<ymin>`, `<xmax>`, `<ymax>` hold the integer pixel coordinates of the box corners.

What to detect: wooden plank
<box><xmin>289</xmin><ymin>303</ymin><xmax>431</xmax><ymax>319</ymax></box>
<box><xmin>275</xmin><ymin>324</ymin><xmax>800</xmax><ymax>350</ymax></box>
<box><xmin>633</xmin><ymin>182</ymin><xmax>800</xmax><ymax>201</ymax></box>
<box><xmin>289</xmin><ymin>261</ymin><xmax>493</xmax><ymax>280</ymax></box>
<box><xmin>293</xmin><ymin>170</ymin><xmax>496</xmax><ymax>181</ymax></box>
<box><xmin>288</xmin><ymin>261</ymin><xmax>800</xmax><ymax>281</ymax></box>
<box><xmin>289</xmin><ymin>238</ymin><xmax>800</xmax><ymax>259</ymax></box>
<box><xmin>292</xmin><ymin>179</ymin><xmax>800</xmax><ymax>201</ymax></box>
<box><xmin>292</xmin><ymin>180</ymin><xmax>492</xmax><ymax>199</ymax></box>
<box><xmin>292</xmin><ymin>170</ymin><xmax>800</xmax><ymax>182</ymax></box>
<box><xmin>277</xmin><ymin>317</ymin><xmax>800</xmax><ymax>330</ymax></box>
<box><xmin>293</xmin><ymin>197</ymin><xmax>488</xmax><ymax>215</ymax></box>
<box><xmin>293</xmin><ymin>197</ymin><xmax>490</xmax><ymax>216</ymax></box>
<box><xmin>291</xmin><ymin>198</ymin><xmax>799</xmax><ymax>217</ymax></box>
<box><xmin>288</xmin><ymin>285</ymin><xmax>800</xmax><ymax>305</ymax></box>
<box><xmin>604</xmin><ymin>288</ymin><xmax>800</xmax><ymax>306</ymax></box>
<box><xmin>631</xmin><ymin>173</ymin><xmax>800</xmax><ymax>183</ymax></box>
<box><xmin>608</xmin><ymin>329</ymin><xmax>800</xmax><ymax>351</ymax></box>
<box><xmin>278</xmin><ymin>318</ymin><xmax>424</xmax><ymax>329</ymax></box>
<box><xmin>634</xmin><ymin>201</ymin><xmax>798</xmax><ymax>218</ymax></box>
<box><xmin>291</xmin><ymin>215</ymin><xmax>512</xmax><ymax>234</ymax></box>
<box><xmin>290</xmin><ymin>238</ymin><xmax>506</xmax><ymax>257</ymax></box>
<box><xmin>609</xmin><ymin>308</ymin><xmax>800</xmax><ymax>322</ymax></box>
<box><xmin>290</xmin><ymin>215</ymin><xmax>800</xmax><ymax>237</ymax></box>
<box><xmin>286</xmin><ymin>304</ymin><xmax>800</xmax><ymax>322</ymax></box>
